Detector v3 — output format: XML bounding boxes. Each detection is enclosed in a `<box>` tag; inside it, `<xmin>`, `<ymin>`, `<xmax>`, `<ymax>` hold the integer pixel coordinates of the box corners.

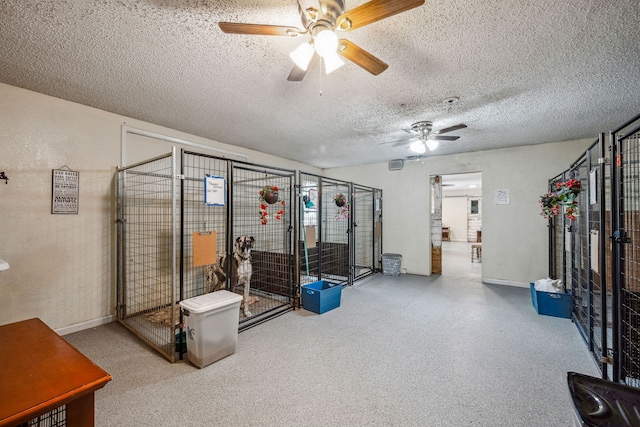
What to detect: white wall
<box><xmin>442</xmin><ymin>187</ymin><xmax>482</xmax><ymax>242</ymax></box>
<box><xmin>324</xmin><ymin>138</ymin><xmax>593</xmax><ymax>286</ymax></box>
<box><xmin>0</xmin><ymin>83</ymin><xmax>320</xmax><ymax>332</ymax></box>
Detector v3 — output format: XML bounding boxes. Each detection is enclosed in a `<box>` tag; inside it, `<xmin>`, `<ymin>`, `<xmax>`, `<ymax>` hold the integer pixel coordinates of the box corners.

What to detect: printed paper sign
<box><xmin>204</xmin><ymin>175</ymin><xmax>225</xmax><ymax>206</ymax></box>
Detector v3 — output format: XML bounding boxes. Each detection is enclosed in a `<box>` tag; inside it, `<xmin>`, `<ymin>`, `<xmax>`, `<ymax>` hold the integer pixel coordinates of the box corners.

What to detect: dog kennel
<box><xmin>116</xmin><ymin>148</ymin><xmax>296</xmax><ymax>362</ymax></box>
<box><xmin>547</xmin><ymin>113</ymin><xmax>640</xmax><ymax>385</ymax></box>
<box><xmin>298</xmin><ymin>172</ymin><xmax>382</xmax><ymax>288</ymax></box>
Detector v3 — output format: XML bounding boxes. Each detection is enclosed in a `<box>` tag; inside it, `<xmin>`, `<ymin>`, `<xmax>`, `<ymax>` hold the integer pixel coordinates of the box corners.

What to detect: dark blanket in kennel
<box><xmin>298</xmin><ymin>241</ymin><xmax>349</xmax><ymax>277</ymax></box>
<box><xmin>250</xmin><ymin>250</ymin><xmax>295</xmax><ymax>297</ymax></box>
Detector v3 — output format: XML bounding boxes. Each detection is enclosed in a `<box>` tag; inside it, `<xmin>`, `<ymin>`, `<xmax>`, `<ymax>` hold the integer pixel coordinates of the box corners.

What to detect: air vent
<box><xmin>388</xmin><ymin>159</ymin><xmax>404</xmax><ymax>171</ymax></box>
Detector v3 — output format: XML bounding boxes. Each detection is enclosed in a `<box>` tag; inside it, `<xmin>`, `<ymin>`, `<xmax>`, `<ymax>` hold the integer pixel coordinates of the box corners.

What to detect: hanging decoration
<box><xmin>260</xmin><ymin>185</ymin><xmax>279</xmax><ymax>204</ymax></box>
<box><xmin>539</xmin><ymin>178</ymin><xmax>581</xmax><ymax>220</ymax></box>
<box><xmin>334</xmin><ymin>193</ymin><xmax>349</xmax><ymax>221</ymax></box>
<box><xmin>259</xmin><ymin>185</ymin><xmax>285</xmax><ymax>225</ymax></box>
<box><xmin>334</xmin><ymin>193</ymin><xmax>347</xmax><ymax>207</ymax></box>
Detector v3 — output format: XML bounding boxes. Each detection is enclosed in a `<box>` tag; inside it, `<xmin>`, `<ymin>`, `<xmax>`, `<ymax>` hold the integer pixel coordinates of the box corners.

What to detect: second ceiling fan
<box><xmin>382</xmin><ymin>121</ymin><xmax>467</xmax><ymax>154</ymax></box>
<box><xmin>218</xmin><ymin>0</ymin><xmax>425</xmax><ymax>81</ymax></box>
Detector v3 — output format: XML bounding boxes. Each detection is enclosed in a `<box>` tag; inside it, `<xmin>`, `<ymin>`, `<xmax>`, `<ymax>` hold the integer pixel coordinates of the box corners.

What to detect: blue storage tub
<box><xmin>530</xmin><ymin>282</ymin><xmax>572</xmax><ymax>318</ymax></box>
<box><xmin>301</xmin><ymin>280</ymin><xmax>342</xmax><ymax>314</ymax></box>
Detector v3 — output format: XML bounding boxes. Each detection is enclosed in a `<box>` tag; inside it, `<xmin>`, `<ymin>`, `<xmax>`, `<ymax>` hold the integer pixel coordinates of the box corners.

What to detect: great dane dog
<box><xmin>206</xmin><ymin>235</ymin><xmax>255</xmax><ymax>317</ymax></box>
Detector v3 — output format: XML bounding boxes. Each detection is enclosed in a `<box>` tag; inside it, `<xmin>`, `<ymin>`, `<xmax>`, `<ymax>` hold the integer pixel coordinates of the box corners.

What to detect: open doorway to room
<box><xmin>431</xmin><ymin>172</ymin><xmax>482</xmax><ymax>279</ymax></box>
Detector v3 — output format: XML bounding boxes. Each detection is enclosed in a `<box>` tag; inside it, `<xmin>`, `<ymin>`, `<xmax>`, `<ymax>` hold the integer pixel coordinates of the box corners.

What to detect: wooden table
<box><xmin>0</xmin><ymin>318</ymin><xmax>112</xmax><ymax>427</ymax></box>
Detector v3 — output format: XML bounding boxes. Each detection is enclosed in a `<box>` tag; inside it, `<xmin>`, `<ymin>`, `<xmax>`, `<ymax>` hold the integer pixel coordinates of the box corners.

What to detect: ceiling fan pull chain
<box><xmin>319</xmin><ymin>58</ymin><xmax>323</xmax><ymax>96</ymax></box>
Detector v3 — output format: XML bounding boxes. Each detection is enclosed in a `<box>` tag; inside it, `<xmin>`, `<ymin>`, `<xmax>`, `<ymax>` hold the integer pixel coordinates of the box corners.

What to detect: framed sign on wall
<box><xmin>51</xmin><ymin>167</ymin><xmax>79</xmax><ymax>214</ymax></box>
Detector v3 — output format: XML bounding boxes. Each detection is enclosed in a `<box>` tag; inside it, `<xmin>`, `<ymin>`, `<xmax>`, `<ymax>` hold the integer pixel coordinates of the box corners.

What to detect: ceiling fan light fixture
<box><xmin>410</xmin><ymin>140</ymin><xmax>426</xmax><ymax>154</ymax></box>
<box><xmin>313</xmin><ymin>28</ymin><xmax>339</xmax><ymax>57</ymax></box>
<box><xmin>323</xmin><ymin>51</ymin><xmax>345</xmax><ymax>74</ymax></box>
<box><xmin>426</xmin><ymin>139</ymin><xmax>439</xmax><ymax>151</ymax></box>
<box><xmin>289</xmin><ymin>41</ymin><xmax>314</xmax><ymax>71</ymax></box>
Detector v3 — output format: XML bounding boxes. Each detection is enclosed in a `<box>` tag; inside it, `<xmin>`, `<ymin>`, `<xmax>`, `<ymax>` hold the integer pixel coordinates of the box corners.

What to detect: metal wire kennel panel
<box><xmin>352</xmin><ymin>184</ymin><xmax>381</xmax><ymax>281</ymax></box>
<box><xmin>548</xmin><ymin>173</ymin><xmax>566</xmax><ymax>284</ymax></box>
<box><xmin>585</xmin><ymin>135</ymin><xmax>612</xmax><ymax>378</ymax></box>
<box><xmin>563</xmin><ymin>139</ymin><xmax>610</xmax><ymax>373</ymax></box>
<box><xmin>569</xmin><ymin>154</ymin><xmax>590</xmax><ymax>345</ymax></box>
<box><xmin>612</xmin><ymin>114</ymin><xmax>640</xmax><ymax>386</ymax></box>
<box><xmin>297</xmin><ymin>173</ymin><xmax>355</xmax><ymax>285</ymax></box>
<box><xmin>602</xmin><ymin>147</ymin><xmax>614</xmax><ymax>381</ymax></box>
<box><xmin>373</xmin><ymin>188</ymin><xmax>383</xmax><ymax>272</ymax></box>
<box><xmin>299</xmin><ymin>172</ymin><xmax>321</xmax><ymax>287</ymax></box>
<box><xmin>181</xmin><ymin>151</ymin><xmax>229</xmax><ymax>301</ymax></box>
<box><xmin>231</xmin><ymin>163</ymin><xmax>295</xmax><ymax>330</ymax></box>
<box><xmin>321</xmin><ymin>177</ymin><xmax>352</xmax><ymax>285</ymax></box>
<box><xmin>116</xmin><ymin>151</ymin><xmax>179</xmax><ymax>362</ymax></box>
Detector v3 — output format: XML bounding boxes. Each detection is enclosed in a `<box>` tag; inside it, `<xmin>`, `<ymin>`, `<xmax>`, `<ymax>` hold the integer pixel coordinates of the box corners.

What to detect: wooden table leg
<box><xmin>66</xmin><ymin>392</ymin><xmax>95</xmax><ymax>427</ymax></box>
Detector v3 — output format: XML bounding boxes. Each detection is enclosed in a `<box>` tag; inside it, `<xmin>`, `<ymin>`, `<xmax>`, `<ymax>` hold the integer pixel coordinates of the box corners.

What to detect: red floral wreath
<box><xmin>259</xmin><ymin>186</ymin><xmax>285</xmax><ymax>225</ymax></box>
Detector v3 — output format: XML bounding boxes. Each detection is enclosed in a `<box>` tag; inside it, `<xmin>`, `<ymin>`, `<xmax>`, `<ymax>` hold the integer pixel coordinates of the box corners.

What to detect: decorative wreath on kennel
<box><xmin>539</xmin><ymin>178</ymin><xmax>581</xmax><ymax>220</ymax></box>
<box><xmin>334</xmin><ymin>193</ymin><xmax>350</xmax><ymax>221</ymax></box>
<box><xmin>259</xmin><ymin>185</ymin><xmax>285</xmax><ymax>225</ymax></box>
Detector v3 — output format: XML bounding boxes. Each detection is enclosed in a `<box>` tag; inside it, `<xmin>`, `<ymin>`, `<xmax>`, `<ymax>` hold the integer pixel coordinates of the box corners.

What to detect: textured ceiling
<box><xmin>1</xmin><ymin>0</ymin><xmax>639</xmax><ymax>169</ymax></box>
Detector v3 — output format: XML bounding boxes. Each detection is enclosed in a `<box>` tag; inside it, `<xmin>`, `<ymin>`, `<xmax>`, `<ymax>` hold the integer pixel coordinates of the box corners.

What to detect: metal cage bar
<box><xmin>586</xmin><ymin>135</ymin><xmax>609</xmax><ymax>376</ymax></box>
<box><xmin>320</xmin><ymin>176</ymin><xmax>352</xmax><ymax>285</ymax></box>
<box><xmin>548</xmin><ymin>173</ymin><xmax>565</xmax><ymax>282</ymax></box>
<box><xmin>299</xmin><ymin>172</ymin><xmax>321</xmax><ymax>287</ymax></box>
<box><xmin>569</xmin><ymin>154</ymin><xmax>590</xmax><ymax>347</ymax></box>
<box><xmin>352</xmin><ymin>184</ymin><xmax>377</xmax><ymax>281</ymax></box>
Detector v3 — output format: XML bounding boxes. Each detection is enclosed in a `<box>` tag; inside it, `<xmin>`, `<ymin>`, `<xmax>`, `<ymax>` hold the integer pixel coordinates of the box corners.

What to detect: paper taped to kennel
<box><xmin>179</xmin><ymin>290</ymin><xmax>242</xmax><ymax>368</ymax></box>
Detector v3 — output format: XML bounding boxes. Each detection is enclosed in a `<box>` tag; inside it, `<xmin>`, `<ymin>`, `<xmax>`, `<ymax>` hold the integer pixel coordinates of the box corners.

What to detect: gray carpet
<box><xmin>64</xmin><ymin>242</ymin><xmax>599</xmax><ymax>426</ymax></box>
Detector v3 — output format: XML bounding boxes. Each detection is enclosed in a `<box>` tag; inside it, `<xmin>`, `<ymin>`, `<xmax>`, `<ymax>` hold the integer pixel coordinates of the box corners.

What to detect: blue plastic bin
<box><xmin>530</xmin><ymin>283</ymin><xmax>572</xmax><ymax>318</ymax></box>
<box><xmin>301</xmin><ymin>280</ymin><xmax>342</xmax><ymax>314</ymax></box>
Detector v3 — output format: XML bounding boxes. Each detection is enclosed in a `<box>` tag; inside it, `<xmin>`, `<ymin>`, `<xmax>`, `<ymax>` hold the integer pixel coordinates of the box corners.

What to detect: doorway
<box><xmin>431</xmin><ymin>172</ymin><xmax>482</xmax><ymax>278</ymax></box>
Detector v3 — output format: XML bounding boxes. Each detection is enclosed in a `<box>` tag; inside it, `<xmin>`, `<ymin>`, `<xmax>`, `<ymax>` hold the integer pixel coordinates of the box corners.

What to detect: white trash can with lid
<box><xmin>179</xmin><ymin>290</ymin><xmax>242</xmax><ymax>368</ymax></box>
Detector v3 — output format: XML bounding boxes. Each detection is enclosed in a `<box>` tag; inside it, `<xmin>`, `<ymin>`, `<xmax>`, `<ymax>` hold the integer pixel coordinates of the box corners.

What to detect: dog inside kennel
<box><xmin>116</xmin><ymin>149</ymin><xmax>381</xmax><ymax>364</ymax></box>
<box><xmin>117</xmin><ymin>149</ymin><xmax>297</xmax><ymax>362</ymax></box>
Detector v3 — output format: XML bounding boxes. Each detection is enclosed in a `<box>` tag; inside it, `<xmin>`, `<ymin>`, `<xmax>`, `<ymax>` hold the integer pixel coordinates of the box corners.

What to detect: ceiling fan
<box><xmin>382</xmin><ymin>121</ymin><xmax>467</xmax><ymax>154</ymax></box>
<box><xmin>218</xmin><ymin>0</ymin><xmax>425</xmax><ymax>81</ymax></box>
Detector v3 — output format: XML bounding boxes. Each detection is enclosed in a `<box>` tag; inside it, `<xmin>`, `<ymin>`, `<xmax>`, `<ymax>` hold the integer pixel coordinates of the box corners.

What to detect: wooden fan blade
<box><xmin>437</xmin><ymin>124</ymin><xmax>467</xmax><ymax>134</ymax></box>
<box><xmin>338</xmin><ymin>39</ymin><xmax>388</xmax><ymax>75</ymax></box>
<box><xmin>287</xmin><ymin>55</ymin><xmax>316</xmax><ymax>81</ymax></box>
<box><xmin>336</xmin><ymin>0</ymin><xmax>425</xmax><ymax>31</ymax></box>
<box><xmin>380</xmin><ymin>137</ymin><xmax>418</xmax><ymax>147</ymax></box>
<box><xmin>433</xmin><ymin>135</ymin><xmax>460</xmax><ymax>141</ymax></box>
<box><xmin>287</xmin><ymin>64</ymin><xmax>308</xmax><ymax>81</ymax></box>
<box><xmin>218</xmin><ymin>22</ymin><xmax>304</xmax><ymax>36</ymax></box>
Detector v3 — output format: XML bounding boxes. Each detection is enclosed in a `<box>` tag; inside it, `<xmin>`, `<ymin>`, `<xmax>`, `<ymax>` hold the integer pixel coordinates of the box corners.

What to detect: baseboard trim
<box><xmin>482</xmin><ymin>278</ymin><xmax>529</xmax><ymax>289</ymax></box>
<box><xmin>55</xmin><ymin>315</ymin><xmax>115</xmax><ymax>336</ymax></box>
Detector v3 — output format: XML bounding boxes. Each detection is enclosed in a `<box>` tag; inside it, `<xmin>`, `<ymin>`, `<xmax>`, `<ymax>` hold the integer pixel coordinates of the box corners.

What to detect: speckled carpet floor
<box><xmin>64</xmin><ymin>242</ymin><xmax>599</xmax><ymax>426</ymax></box>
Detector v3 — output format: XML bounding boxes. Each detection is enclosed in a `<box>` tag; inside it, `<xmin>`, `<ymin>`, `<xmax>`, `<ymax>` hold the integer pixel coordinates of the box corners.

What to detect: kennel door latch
<box><xmin>175</xmin><ymin>174</ymin><xmax>185</xmax><ymax>180</ymax></box>
<box><xmin>613</xmin><ymin>229</ymin><xmax>631</xmax><ymax>244</ymax></box>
